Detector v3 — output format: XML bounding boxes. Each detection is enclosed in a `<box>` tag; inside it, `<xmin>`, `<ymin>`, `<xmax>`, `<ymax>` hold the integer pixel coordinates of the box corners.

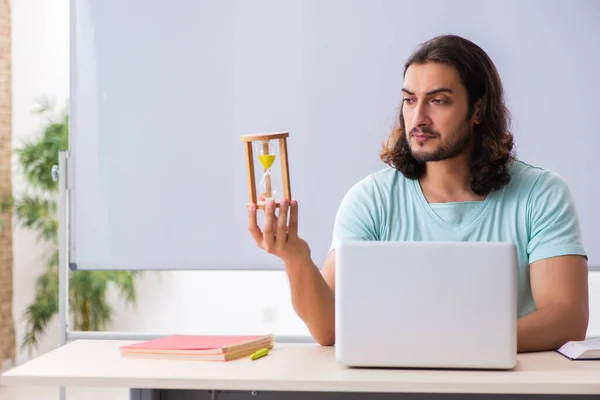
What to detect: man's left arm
<box><xmin>517</xmin><ymin>255</ymin><xmax>589</xmax><ymax>353</ymax></box>
<box><xmin>519</xmin><ymin>171</ymin><xmax>589</xmax><ymax>353</ymax></box>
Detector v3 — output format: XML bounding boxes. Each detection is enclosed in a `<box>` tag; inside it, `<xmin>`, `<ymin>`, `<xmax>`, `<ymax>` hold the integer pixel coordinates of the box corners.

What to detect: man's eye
<box><xmin>432</xmin><ymin>99</ymin><xmax>447</xmax><ymax>104</ymax></box>
<box><xmin>403</xmin><ymin>98</ymin><xmax>415</xmax><ymax>104</ymax></box>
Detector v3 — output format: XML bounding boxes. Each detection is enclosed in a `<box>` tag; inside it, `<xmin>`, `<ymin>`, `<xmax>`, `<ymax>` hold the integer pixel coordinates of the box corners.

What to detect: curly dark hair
<box><xmin>380</xmin><ymin>34</ymin><xmax>515</xmax><ymax>196</ymax></box>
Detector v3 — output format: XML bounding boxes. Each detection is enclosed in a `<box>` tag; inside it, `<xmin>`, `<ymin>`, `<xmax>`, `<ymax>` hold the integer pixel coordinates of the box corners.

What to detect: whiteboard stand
<box><xmin>57</xmin><ymin>151</ymin><xmax>69</xmax><ymax>400</ymax></box>
<box><xmin>55</xmin><ymin>151</ymin><xmax>314</xmax><ymax>400</ymax></box>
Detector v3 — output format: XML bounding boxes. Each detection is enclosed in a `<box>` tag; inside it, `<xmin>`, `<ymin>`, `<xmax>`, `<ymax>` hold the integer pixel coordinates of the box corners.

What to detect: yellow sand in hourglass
<box><xmin>259</xmin><ymin>142</ymin><xmax>275</xmax><ymax>199</ymax></box>
<box><xmin>258</xmin><ymin>154</ymin><xmax>275</xmax><ymax>169</ymax></box>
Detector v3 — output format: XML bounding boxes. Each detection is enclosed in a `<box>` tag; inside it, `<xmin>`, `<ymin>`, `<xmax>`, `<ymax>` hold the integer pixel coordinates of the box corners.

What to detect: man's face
<box><xmin>401</xmin><ymin>62</ymin><xmax>478</xmax><ymax>162</ymax></box>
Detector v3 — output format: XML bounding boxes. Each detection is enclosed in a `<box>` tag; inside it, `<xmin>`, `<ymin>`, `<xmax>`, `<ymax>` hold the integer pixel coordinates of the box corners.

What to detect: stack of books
<box><xmin>119</xmin><ymin>334</ymin><xmax>275</xmax><ymax>361</ymax></box>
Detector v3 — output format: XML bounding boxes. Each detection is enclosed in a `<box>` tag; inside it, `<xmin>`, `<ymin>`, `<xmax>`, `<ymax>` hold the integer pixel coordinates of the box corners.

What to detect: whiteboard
<box><xmin>69</xmin><ymin>0</ymin><xmax>600</xmax><ymax>270</ymax></box>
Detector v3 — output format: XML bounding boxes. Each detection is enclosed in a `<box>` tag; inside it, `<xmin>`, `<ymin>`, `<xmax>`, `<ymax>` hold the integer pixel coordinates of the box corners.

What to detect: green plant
<box><xmin>9</xmin><ymin>100</ymin><xmax>140</xmax><ymax>352</ymax></box>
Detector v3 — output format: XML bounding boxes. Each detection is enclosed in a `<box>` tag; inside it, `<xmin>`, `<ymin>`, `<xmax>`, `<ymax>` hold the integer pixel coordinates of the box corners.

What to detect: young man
<box><xmin>247</xmin><ymin>34</ymin><xmax>589</xmax><ymax>353</ymax></box>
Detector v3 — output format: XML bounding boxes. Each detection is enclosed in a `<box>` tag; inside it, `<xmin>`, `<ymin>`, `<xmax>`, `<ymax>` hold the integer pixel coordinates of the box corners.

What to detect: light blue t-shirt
<box><xmin>328</xmin><ymin>160</ymin><xmax>587</xmax><ymax>318</ymax></box>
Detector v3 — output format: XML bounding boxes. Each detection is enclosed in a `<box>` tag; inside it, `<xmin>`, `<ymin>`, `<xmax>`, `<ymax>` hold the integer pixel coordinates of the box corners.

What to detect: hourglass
<box><xmin>240</xmin><ymin>131</ymin><xmax>291</xmax><ymax>209</ymax></box>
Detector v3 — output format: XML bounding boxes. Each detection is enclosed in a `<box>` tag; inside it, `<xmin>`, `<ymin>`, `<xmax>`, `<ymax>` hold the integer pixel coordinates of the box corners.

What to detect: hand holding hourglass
<box><xmin>241</xmin><ymin>132</ymin><xmax>310</xmax><ymax>264</ymax></box>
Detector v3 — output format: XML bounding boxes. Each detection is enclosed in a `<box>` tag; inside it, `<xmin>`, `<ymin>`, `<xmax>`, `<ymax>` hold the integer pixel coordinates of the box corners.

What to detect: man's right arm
<box><xmin>250</xmin><ymin>176</ymin><xmax>379</xmax><ymax>346</ymax></box>
<box><xmin>247</xmin><ymin>198</ymin><xmax>339</xmax><ymax>346</ymax></box>
<box><xmin>285</xmin><ymin>250</ymin><xmax>336</xmax><ymax>346</ymax></box>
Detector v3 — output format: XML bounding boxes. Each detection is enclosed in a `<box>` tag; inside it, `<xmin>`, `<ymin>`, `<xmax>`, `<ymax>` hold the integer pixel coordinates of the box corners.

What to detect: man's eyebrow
<box><xmin>401</xmin><ymin>87</ymin><xmax>453</xmax><ymax>95</ymax></box>
<box><xmin>427</xmin><ymin>87</ymin><xmax>453</xmax><ymax>95</ymax></box>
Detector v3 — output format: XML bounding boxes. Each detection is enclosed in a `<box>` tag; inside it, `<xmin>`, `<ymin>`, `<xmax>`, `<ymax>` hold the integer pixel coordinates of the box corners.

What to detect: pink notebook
<box><xmin>120</xmin><ymin>334</ymin><xmax>274</xmax><ymax>356</ymax></box>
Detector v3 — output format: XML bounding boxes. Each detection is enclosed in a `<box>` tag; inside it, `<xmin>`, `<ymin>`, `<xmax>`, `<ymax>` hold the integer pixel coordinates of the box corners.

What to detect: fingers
<box><xmin>275</xmin><ymin>198</ymin><xmax>290</xmax><ymax>250</ymax></box>
<box><xmin>249</xmin><ymin>199</ymin><xmax>297</xmax><ymax>255</ymax></box>
<box><xmin>262</xmin><ymin>200</ymin><xmax>277</xmax><ymax>251</ymax></box>
<box><xmin>288</xmin><ymin>199</ymin><xmax>298</xmax><ymax>239</ymax></box>
<box><xmin>247</xmin><ymin>203</ymin><xmax>263</xmax><ymax>247</ymax></box>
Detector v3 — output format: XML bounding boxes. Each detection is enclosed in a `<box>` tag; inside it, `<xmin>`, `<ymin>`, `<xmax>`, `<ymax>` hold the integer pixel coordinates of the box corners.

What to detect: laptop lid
<box><xmin>334</xmin><ymin>240</ymin><xmax>518</xmax><ymax>369</ymax></box>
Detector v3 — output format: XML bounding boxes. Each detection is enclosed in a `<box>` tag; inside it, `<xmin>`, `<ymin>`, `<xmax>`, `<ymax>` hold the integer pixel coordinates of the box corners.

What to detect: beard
<box><xmin>407</xmin><ymin>124</ymin><xmax>472</xmax><ymax>162</ymax></box>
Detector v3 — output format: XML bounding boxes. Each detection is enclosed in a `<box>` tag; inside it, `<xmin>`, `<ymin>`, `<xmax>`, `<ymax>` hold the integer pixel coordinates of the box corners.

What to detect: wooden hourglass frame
<box><xmin>240</xmin><ymin>131</ymin><xmax>291</xmax><ymax>209</ymax></box>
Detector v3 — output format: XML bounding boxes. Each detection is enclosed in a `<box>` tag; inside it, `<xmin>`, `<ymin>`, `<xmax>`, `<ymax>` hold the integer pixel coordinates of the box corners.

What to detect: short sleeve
<box><xmin>328</xmin><ymin>176</ymin><xmax>381</xmax><ymax>253</ymax></box>
<box><xmin>526</xmin><ymin>171</ymin><xmax>587</xmax><ymax>264</ymax></box>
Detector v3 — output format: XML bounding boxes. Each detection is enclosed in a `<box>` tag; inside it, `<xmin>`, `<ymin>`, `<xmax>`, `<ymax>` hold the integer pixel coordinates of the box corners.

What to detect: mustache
<box><xmin>410</xmin><ymin>127</ymin><xmax>440</xmax><ymax>137</ymax></box>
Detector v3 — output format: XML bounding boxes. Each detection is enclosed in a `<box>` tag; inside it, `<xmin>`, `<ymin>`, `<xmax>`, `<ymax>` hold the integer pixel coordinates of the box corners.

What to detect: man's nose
<box><xmin>412</xmin><ymin>103</ymin><xmax>430</xmax><ymax>128</ymax></box>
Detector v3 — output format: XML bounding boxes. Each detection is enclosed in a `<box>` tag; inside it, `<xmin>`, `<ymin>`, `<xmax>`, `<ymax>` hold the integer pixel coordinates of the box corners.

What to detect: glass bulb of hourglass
<box><xmin>258</xmin><ymin>169</ymin><xmax>281</xmax><ymax>202</ymax></box>
<box><xmin>256</xmin><ymin>140</ymin><xmax>280</xmax><ymax>202</ymax></box>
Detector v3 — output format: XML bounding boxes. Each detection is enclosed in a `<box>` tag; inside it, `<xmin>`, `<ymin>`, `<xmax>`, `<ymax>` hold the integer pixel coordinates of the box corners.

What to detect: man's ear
<box><xmin>472</xmin><ymin>99</ymin><xmax>483</xmax><ymax>124</ymax></box>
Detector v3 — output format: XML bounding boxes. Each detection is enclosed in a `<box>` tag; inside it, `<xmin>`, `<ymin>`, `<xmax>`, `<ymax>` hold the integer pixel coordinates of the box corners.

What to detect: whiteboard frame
<box><xmin>66</xmin><ymin>0</ymin><xmax>600</xmax><ymax>272</ymax></box>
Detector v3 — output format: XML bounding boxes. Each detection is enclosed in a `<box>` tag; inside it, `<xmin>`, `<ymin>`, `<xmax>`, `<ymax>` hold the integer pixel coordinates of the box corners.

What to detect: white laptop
<box><xmin>334</xmin><ymin>240</ymin><xmax>518</xmax><ymax>369</ymax></box>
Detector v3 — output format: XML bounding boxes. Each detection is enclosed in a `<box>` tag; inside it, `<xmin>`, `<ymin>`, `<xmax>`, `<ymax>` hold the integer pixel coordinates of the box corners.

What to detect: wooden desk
<box><xmin>2</xmin><ymin>340</ymin><xmax>600</xmax><ymax>400</ymax></box>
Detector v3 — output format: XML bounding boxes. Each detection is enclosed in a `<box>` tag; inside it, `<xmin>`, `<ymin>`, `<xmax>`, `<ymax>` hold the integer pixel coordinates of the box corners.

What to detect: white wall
<box><xmin>9</xmin><ymin>0</ymin><xmax>600</xmax><ymax>366</ymax></box>
<box><xmin>11</xmin><ymin>0</ymin><xmax>69</xmax><ymax>364</ymax></box>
